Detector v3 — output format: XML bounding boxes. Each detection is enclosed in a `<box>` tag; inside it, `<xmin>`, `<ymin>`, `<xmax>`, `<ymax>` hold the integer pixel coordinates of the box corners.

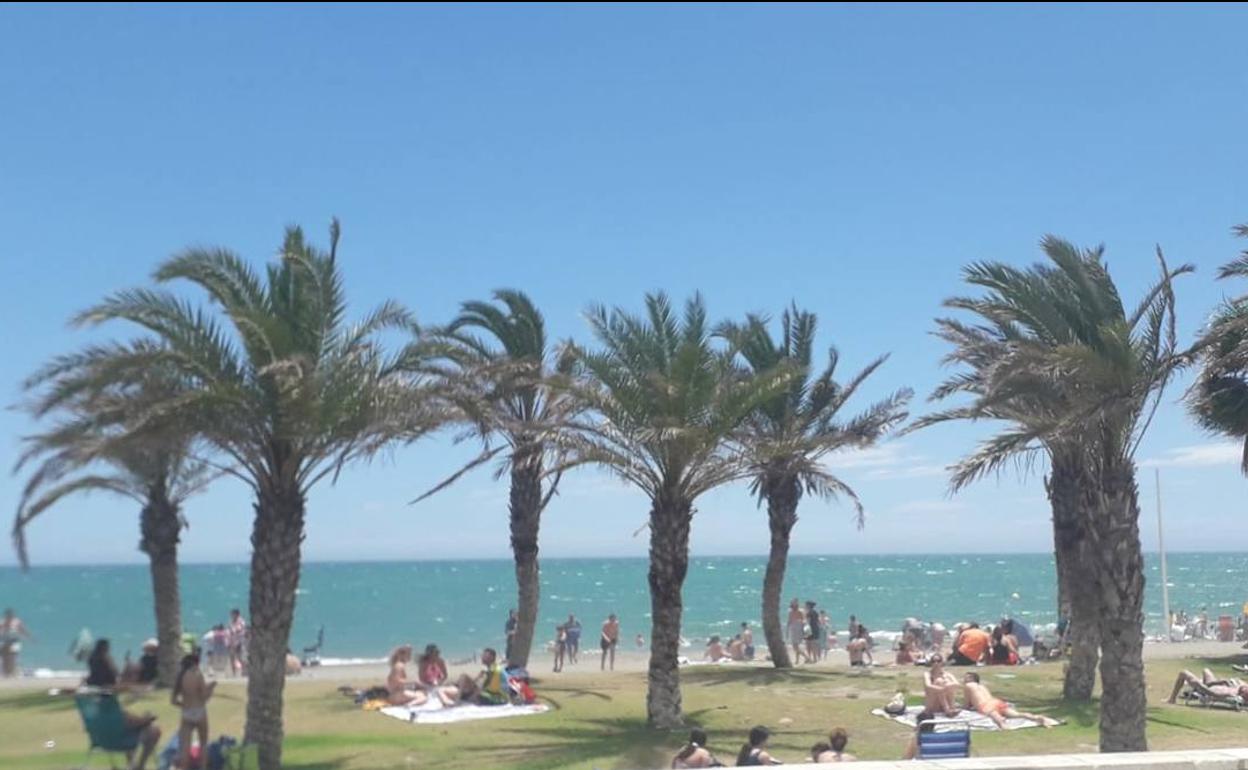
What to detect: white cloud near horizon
<box><xmin>1141</xmin><ymin>442</ymin><xmax>1242</xmax><ymax>469</ymax></box>
<box><xmin>824</xmin><ymin>442</ymin><xmax>948</xmax><ymax>481</ymax></box>
<box><xmin>892</xmin><ymin>499</ymin><xmax>966</xmax><ymax>515</ymax></box>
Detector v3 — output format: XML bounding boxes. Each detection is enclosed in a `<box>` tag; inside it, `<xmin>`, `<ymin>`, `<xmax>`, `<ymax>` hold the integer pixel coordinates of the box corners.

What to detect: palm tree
<box><xmin>1191</xmin><ymin>224</ymin><xmax>1248</xmax><ymax>468</ymax></box>
<box><xmin>14</xmin><ymin>371</ymin><xmax>214</xmax><ymax>687</ymax></box>
<box><xmin>410</xmin><ymin>290</ymin><xmax>573</xmax><ymax>668</ymax></box>
<box><xmin>41</xmin><ymin>222</ymin><xmax>420</xmax><ymax>769</ymax></box>
<box><xmin>559</xmin><ymin>293</ymin><xmax>790</xmax><ymax>729</ymax></box>
<box><xmin>718</xmin><ymin>307</ymin><xmax>910</xmax><ymax>668</ymax></box>
<box><xmin>920</xmin><ymin>236</ymin><xmax>1189</xmax><ymax>751</ymax></box>
<box><xmin>916</xmin><ymin>306</ymin><xmax>1102</xmax><ymax>701</ymax></box>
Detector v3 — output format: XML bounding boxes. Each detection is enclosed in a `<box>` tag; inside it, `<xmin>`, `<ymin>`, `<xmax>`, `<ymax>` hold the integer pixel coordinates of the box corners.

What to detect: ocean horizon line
<box><xmin>3</xmin><ymin>548</ymin><xmax>1244</xmax><ymax>569</ymax></box>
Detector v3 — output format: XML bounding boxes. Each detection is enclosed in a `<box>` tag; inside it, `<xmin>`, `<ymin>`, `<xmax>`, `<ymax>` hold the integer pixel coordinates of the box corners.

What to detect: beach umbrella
<box><xmin>1009</xmin><ymin>619</ymin><xmax>1034</xmax><ymax>646</ymax></box>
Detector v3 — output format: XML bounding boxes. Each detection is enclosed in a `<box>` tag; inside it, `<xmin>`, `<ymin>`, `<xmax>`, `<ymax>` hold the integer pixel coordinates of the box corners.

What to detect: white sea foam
<box><xmin>319</xmin><ymin>657</ymin><xmax>387</xmax><ymax>667</ymax></box>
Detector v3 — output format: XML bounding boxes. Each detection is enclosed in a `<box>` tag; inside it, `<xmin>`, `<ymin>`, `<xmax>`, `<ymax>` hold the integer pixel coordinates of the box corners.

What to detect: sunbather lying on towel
<box><xmin>962</xmin><ymin>672</ymin><xmax>1056</xmax><ymax>729</ymax></box>
<box><xmin>1167</xmin><ymin>669</ymin><xmax>1248</xmax><ymax>704</ymax></box>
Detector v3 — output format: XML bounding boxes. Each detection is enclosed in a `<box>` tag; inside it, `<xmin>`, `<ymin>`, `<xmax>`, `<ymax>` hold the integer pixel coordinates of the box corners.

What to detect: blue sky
<box><xmin>2</xmin><ymin>3</ymin><xmax>1247</xmax><ymax>566</ymax></box>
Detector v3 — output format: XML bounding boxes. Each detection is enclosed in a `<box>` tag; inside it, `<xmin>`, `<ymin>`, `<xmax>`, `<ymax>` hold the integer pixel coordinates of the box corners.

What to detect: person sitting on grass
<box><xmin>923</xmin><ymin>654</ymin><xmax>961</xmax><ymax>718</ymax></box>
<box><xmin>961</xmin><ymin>672</ymin><xmax>1056</xmax><ymax>729</ymax></box>
<box><xmin>386</xmin><ymin>645</ymin><xmax>427</xmax><ymax>706</ymax></box>
<box><xmin>171</xmin><ymin>650</ymin><xmax>215</xmax><ymax>770</ymax></box>
<box><xmin>83</xmin><ymin>639</ymin><xmax>162</xmax><ymax>769</ymax></box>
<box><xmin>902</xmin><ymin>709</ymin><xmax>936</xmax><ymax>760</ymax></box>
<box><xmin>672</xmin><ymin>728</ymin><xmax>724</xmax><ymax>768</ymax></box>
<box><xmin>735</xmin><ymin>725</ymin><xmax>782</xmax><ymax>766</ymax></box>
<box><xmin>1166</xmin><ymin>668</ymin><xmax>1248</xmax><ymax>704</ymax></box>
<box><xmin>811</xmin><ymin>727</ymin><xmax>855</xmax><ymax>762</ymax></box>
<box><xmin>477</xmin><ymin>647</ymin><xmax>510</xmax><ymax>705</ymax></box>
<box><xmin>418</xmin><ymin>644</ymin><xmax>458</xmax><ymax>706</ymax></box>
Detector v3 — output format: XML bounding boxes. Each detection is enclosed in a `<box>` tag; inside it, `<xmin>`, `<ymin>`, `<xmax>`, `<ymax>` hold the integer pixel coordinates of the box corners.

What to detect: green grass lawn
<box><xmin>3</xmin><ymin>656</ymin><xmax>1245</xmax><ymax>770</ymax></box>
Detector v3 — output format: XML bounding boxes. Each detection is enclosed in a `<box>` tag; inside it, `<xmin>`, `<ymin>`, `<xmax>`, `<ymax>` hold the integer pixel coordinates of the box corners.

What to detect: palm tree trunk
<box><xmin>139</xmin><ymin>492</ymin><xmax>182</xmax><ymax>688</ymax></box>
<box><xmin>1088</xmin><ymin>458</ymin><xmax>1147</xmax><ymax>752</ymax></box>
<box><xmin>1046</xmin><ymin>457</ymin><xmax>1099</xmax><ymax>701</ymax></box>
<box><xmin>762</xmin><ymin>475</ymin><xmax>799</xmax><ymax>669</ymax></box>
<box><xmin>244</xmin><ymin>483</ymin><xmax>306</xmax><ymax>770</ymax></box>
<box><xmin>646</xmin><ymin>494</ymin><xmax>692</xmax><ymax>730</ymax></box>
<box><xmin>507</xmin><ymin>452</ymin><xmax>543</xmax><ymax>668</ymax></box>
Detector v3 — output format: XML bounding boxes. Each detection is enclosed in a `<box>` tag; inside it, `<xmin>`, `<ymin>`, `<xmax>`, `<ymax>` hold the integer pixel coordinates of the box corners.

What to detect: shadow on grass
<box><xmin>0</xmin><ymin>690</ymin><xmax>84</xmax><ymax>714</ymax></box>
<box><xmin>1025</xmin><ymin>695</ymin><xmax>1099</xmax><ymax>729</ymax></box>
<box><xmin>683</xmin><ymin>666</ymin><xmax>900</xmax><ymax>691</ymax></box>
<box><xmin>467</xmin><ymin>709</ymin><xmax>717</xmax><ymax>770</ymax></box>
<box><xmin>537</xmin><ymin>683</ymin><xmax>615</xmax><ymax>707</ymax></box>
<box><xmin>284</xmin><ymin>761</ymin><xmax>352</xmax><ymax>770</ymax></box>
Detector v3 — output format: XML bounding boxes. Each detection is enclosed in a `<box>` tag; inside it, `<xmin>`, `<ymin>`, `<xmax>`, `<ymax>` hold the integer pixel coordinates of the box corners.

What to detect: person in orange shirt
<box><xmin>951</xmin><ymin>623</ymin><xmax>991</xmax><ymax>665</ymax></box>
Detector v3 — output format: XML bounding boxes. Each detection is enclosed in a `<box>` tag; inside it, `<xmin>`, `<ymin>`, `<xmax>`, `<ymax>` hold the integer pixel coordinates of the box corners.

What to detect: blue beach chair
<box><xmin>917</xmin><ymin>718</ymin><xmax>971</xmax><ymax>759</ymax></box>
<box><xmin>74</xmin><ymin>692</ymin><xmax>140</xmax><ymax>768</ymax></box>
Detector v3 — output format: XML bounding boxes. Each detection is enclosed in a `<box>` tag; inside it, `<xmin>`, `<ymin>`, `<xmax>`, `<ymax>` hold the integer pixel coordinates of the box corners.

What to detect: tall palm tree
<box><xmin>410</xmin><ymin>289</ymin><xmax>572</xmax><ymax>668</ymax></box>
<box><xmin>41</xmin><ymin>223</ymin><xmax>420</xmax><ymax>769</ymax></box>
<box><xmin>559</xmin><ymin>293</ymin><xmax>790</xmax><ymax>729</ymax></box>
<box><xmin>1191</xmin><ymin>224</ymin><xmax>1248</xmax><ymax>468</ymax></box>
<box><xmin>718</xmin><ymin>307</ymin><xmax>910</xmax><ymax>669</ymax></box>
<box><xmin>915</xmin><ymin>307</ymin><xmax>1102</xmax><ymax>701</ymax></box>
<box><xmin>14</xmin><ymin>372</ymin><xmax>214</xmax><ymax>687</ymax></box>
<box><xmin>920</xmin><ymin>236</ymin><xmax>1189</xmax><ymax>751</ymax></box>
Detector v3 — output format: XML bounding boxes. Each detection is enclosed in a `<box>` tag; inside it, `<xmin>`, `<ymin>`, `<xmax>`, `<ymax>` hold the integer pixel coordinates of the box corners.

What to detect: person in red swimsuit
<box><xmin>962</xmin><ymin>672</ymin><xmax>1056</xmax><ymax>729</ymax></box>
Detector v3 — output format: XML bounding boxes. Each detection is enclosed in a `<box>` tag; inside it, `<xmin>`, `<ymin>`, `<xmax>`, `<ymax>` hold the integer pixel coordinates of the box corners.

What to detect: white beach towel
<box><xmin>871</xmin><ymin>705</ymin><xmax>1059</xmax><ymax>731</ymax></box>
<box><xmin>380</xmin><ymin>700</ymin><xmax>550</xmax><ymax>725</ymax></box>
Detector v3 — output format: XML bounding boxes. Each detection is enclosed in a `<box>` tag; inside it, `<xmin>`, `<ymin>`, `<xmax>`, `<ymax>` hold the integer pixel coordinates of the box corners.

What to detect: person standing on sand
<box><xmin>601</xmin><ymin>613</ymin><xmax>620</xmax><ymax>671</ymax></box>
<box><xmin>787</xmin><ymin>599</ymin><xmax>807</xmax><ymax>664</ymax></box>
<box><xmin>553</xmin><ymin>624</ymin><xmax>567</xmax><ymax>672</ymax></box>
<box><xmin>227</xmin><ymin>608</ymin><xmax>247</xmax><ymax>676</ymax></box>
<box><xmin>565</xmin><ymin>614</ymin><xmax>582</xmax><ymax>664</ymax></box>
<box><xmin>820</xmin><ymin>611</ymin><xmax>834</xmax><ymax>656</ymax></box>
<box><xmin>1</xmin><ymin>608</ymin><xmax>32</xmax><ymax>677</ymax></box>
<box><xmin>805</xmin><ymin>601</ymin><xmax>822</xmax><ymax>664</ymax></box>
<box><xmin>504</xmin><ymin>609</ymin><xmax>518</xmax><ymax>663</ymax></box>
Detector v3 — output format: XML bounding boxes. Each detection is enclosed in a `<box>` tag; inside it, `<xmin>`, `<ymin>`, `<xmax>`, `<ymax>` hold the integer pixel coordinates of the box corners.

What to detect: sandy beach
<box><xmin>4</xmin><ymin>638</ymin><xmax>1242</xmax><ymax>692</ymax></box>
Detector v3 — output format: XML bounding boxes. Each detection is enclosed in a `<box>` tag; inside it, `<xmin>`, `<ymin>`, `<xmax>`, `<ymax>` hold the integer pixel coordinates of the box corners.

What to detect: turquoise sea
<box><xmin>3</xmin><ymin>553</ymin><xmax>1245</xmax><ymax>672</ymax></box>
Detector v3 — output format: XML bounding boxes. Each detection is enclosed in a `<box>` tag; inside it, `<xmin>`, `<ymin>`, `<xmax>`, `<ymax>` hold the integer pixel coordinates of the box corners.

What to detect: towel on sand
<box><xmin>871</xmin><ymin>704</ymin><xmax>1059</xmax><ymax>732</ymax></box>
<box><xmin>380</xmin><ymin>700</ymin><xmax>550</xmax><ymax>725</ymax></box>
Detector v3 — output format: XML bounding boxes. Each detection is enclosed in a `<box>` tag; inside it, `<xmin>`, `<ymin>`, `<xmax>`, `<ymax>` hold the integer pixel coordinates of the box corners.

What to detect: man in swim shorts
<box><xmin>601</xmin><ymin>613</ymin><xmax>620</xmax><ymax>671</ymax></box>
<box><xmin>962</xmin><ymin>672</ymin><xmax>1056</xmax><ymax>729</ymax></box>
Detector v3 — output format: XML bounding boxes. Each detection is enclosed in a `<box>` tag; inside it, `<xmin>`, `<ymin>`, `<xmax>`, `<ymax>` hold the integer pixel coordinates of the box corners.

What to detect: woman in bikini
<box><xmin>171</xmin><ymin>650</ymin><xmax>216</xmax><ymax>770</ymax></box>
<box><xmin>671</xmin><ymin>728</ymin><xmax>723</xmax><ymax>768</ymax></box>
<box><xmin>735</xmin><ymin>725</ymin><xmax>782</xmax><ymax>766</ymax></box>
<box><xmin>416</xmin><ymin>644</ymin><xmax>457</xmax><ymax>706</ymax></box>
<box><xmin>387</xmin><ymin>645</ymin><xmax>428</xmax><ymax>706</ymax></box>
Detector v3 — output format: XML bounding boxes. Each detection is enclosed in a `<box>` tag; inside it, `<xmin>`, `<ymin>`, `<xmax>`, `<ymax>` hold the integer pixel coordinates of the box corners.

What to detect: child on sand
<box><xmin>171</xmin><ymin>650</ymin><xmax>216</xmax><ymax>770</ymax></box>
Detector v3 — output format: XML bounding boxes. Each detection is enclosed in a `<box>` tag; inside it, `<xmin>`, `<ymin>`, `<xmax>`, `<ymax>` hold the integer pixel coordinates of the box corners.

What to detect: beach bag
<box><xmin>884</xmin><ymin>692</ymin><xmax>907</xmax><ymax>716</ymax></box>
<box><xmin>509</xmin><ymin>676</ymin><xmax>537</xmax><ymax>704</ymax></box>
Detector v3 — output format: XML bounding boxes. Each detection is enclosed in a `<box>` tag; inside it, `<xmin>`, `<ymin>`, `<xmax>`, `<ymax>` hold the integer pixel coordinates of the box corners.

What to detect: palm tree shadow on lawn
<box><xmin>681</xmin><ymin>666</ymin><xmax>901</xmax><ymax>692</ymax></box>
<box><xmin>465</xmin><ymin>711</ymin><xmax>718</xmax><ymax>770</ymax></box>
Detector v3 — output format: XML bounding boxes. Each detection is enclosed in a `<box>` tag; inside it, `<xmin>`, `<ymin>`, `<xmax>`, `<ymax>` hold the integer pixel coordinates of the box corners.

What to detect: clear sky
<box><xmin>2</xmin><ymin>3</ymin><xmax>1247</xmax><ymax>566</ymax></box>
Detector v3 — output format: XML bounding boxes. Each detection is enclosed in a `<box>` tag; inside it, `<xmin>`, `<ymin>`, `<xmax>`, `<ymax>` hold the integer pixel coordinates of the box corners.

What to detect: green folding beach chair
<box><xmin>223</xmin><ymin>741</ymin><xmax>260</xmax><ymax>770</ymax></box>
<box><xmin>73</xmin><ymin>692</ymin><xmax>140</xmax><ymax>769</ymax></box>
